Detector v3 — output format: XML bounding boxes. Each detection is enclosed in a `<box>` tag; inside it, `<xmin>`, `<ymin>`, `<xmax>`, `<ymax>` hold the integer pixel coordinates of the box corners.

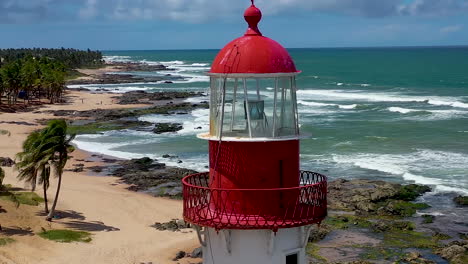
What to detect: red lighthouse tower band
<box><xmin>182</xmin><ymin>1</ymin><xmax>327</xmax><ymax>264</ymax></box>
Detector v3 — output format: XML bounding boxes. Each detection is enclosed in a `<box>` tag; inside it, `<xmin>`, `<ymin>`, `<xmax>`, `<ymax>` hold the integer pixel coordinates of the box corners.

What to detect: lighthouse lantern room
<box><xmin>182</xmin><ymin>1</ymin><xmax>327</xmax><ymax>264</ymax></box>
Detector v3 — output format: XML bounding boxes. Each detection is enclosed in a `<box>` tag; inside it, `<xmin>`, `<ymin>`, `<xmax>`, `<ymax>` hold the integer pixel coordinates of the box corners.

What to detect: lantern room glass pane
<box><xmin>209</xmin><ymin>76</ymin><xmax>299</xmax><ymax>139</ymax></box>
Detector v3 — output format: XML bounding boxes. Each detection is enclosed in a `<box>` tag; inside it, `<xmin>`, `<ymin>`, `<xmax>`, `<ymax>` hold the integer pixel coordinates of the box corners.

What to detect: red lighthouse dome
<box><xmin>209</xmin><ymin>3</ymin><xmax>299</xmax><ymax>74</ymax></box>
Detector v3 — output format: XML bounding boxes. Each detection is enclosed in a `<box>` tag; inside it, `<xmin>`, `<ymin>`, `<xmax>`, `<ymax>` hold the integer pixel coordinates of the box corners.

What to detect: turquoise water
<box><xmin>71</xmin><ymin>47</ymin><xmax>468</xmax><ymax>195</ymax></box>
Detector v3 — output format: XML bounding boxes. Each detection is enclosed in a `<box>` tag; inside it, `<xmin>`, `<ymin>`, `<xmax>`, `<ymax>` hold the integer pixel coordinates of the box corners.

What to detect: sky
<box><xmin>0</xmin><ymin>0</ymin><xmax>467</xmax><ymax>50</ymax></box>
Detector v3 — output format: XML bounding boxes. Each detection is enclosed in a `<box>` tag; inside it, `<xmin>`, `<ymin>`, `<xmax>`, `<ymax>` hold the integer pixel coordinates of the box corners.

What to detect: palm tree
<box><xmin>16</xmin><ymin>120</ymin><xmax>75</xmax><ymax>218</ymax></box>
<box><xmin>38</xmin><ymin>120</ymin><xmax>75</xmax><ymax>221</ymax></box>
<box><xmin>38</xmin><ymin>163</ymin><xmax>51</xmax><ymax>213</ymax></box>
<box><xmin>16</xmin><ymin>131</ymin><xmax>42</xmax><ymax>191</ymax></box>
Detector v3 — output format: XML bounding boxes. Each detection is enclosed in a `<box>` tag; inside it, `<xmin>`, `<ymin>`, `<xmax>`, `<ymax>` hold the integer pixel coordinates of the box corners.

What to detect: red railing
<box><xmin>183</xmin><ymin>171</ymin><xmax>327</xmax><ymax>231</ymax></box>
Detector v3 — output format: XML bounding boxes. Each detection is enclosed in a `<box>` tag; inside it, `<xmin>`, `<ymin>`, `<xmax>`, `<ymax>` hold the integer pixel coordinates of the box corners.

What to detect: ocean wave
<box><xmin>297</xmin><ymin>89</ymin><xmax>468</xmax><ymax>109</ymax></box>
<box><xmin>103</xmin><ymin>55</ymin><xmax>132</xmax><ymax>63</ymax></box>
<box><xmin>191</xmin><ymin>63</ymin><xmax>209</xmax><ymax>66</ymax></box>
<box><xmin>388</xmin><ymin>107</ymin><xmax>467</xmax><ymax>120</ymax></box>
<box><xmin>74</xmin><ymin>133</ymin><xmax>208</xmax><ymax>172</ymax></box>
<box><xmin>330</xmin><ymin>149</ymin><xmax>468</xmax><ymax>195</ymax></box>
<box><xmin>298</xmin><ymin>100</ymin><xmax>358</xmax><ymax>110</ymax></box>
<box><xmin>160</xmin><ymin>60</ymin><xmax>184</xmax><ymax>65</ymax></box>
<box><xmin>388</xmin><ymin>107</ymin><xmax>424</xmax><ymax>114</ymax></box>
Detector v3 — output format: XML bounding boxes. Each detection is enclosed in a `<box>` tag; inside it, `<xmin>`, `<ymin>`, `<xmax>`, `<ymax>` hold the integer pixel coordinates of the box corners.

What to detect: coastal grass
<box><xmin>306</xmin><ymin>243</ymin><xmax>327</xmax><ymax>263</ymax></box>
<box><xmin>0</xmin><ymin>191</ymin><xmax>44</xmax><ymax>206</ymax></box>
<box><xmin>361</xmin><ymin>247</ymin><xmax>405</xmax><ymax>261</ymax></box>
<box><xmin>0</xmin><ymin>129</ymin><xmax>10</xmax><ymax>136</ymax></box>
<box><xmin>0</xmin><ymin>237</ymin><xmax>15</xmax><ymax>246</ymax></box>
<box><xmin>383</xmin><ymin>230</ymin><xmax>438</xmax><ymax>249</ymax></box>
<box><xmin>38</xmin><ymin>229</ymin><xmax>92</xmax><ymax>243</ymax></box>
<box><xmin>323</xmin><ymin>215</ymin><xmax>372</xmax><ymax>229</ymax></box>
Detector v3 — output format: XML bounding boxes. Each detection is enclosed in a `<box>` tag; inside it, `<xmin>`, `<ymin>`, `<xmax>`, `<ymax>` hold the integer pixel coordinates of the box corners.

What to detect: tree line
<box><xmin>0</xmin><ymin>48</ymin><xmax>103</xmax><ymax>105</ymax></box>
<box><xmin>0</xmin><ymin>48</ymin><xmax>103</xmax><ymax>69</ymax></box>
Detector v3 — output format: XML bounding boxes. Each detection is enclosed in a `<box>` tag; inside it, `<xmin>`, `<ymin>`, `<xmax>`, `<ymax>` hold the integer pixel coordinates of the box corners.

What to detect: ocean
<box><xmin>71</xmin><ymin>47</ymin><xmax>468</xmax><ymax>195</ymax></box>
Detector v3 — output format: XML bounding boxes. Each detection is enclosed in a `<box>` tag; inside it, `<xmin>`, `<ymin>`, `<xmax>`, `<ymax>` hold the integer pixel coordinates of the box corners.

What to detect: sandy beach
<box><xmin>0</xmin><ymin>90</ymin><xmax>199</xmax><ymax>264</ymax></box>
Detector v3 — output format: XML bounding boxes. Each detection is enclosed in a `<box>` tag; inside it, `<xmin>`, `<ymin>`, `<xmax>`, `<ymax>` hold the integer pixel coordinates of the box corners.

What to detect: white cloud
<box><xmin>440</xmin><ymin>24</ymin><xmax>463</xmax><ymax>33</ymax></box>
<box><xmin>1</xmin><ymin>0</ymin><xmax>468</xmax><ymax>24</ymax></box>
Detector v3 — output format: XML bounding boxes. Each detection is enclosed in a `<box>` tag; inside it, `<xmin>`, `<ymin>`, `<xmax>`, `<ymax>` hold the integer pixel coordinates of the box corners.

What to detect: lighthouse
<box><xmin>182</xmin><ymin>1</ymin><xmax>327</xmax><ymax>264</ymax></box>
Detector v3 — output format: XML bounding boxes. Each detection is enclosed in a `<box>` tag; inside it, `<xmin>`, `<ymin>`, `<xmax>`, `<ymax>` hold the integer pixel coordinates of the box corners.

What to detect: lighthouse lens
<box><xmin>209</xmin><ymin>76</ymin><xmax>299</xmax><ymax>139</ymax></box>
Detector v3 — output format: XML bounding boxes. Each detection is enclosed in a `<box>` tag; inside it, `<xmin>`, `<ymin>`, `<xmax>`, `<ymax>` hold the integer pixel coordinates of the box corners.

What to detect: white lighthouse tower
<box><xmin>182</xmin><ymin>1</ymin><xmax>328</xmax><ymax>264</ymax></box>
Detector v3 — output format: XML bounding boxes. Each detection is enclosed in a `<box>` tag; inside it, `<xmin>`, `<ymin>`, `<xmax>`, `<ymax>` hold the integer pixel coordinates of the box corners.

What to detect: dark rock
<box><xmin>401</xmin><ymin>252</ymin><xmax>436</xmax><ymax>264</ymax></box>
<box><xmin>190</xmin><ymin>247</ymin><xmax>203</xmax><ymax>258</ymax></box>
<box><xmin>162</xmin><ymin>154</ymin><xmax>178</xmax><ymax>159</ymax></box>
<box><xmin>153</xmin><ymin>123</ymin><xmax>183</xmax><ymax>134</ymax></box>
<box><xmin>435</xmin><ymin>240</ymin><xmax>468</xmax><ymax>264</ymax></box>
<box><xmin>71</xmin><ymin>166</ymin><xmax>84</xmax><ymax>173</ymax></box>
<box><xmin>177</xmin><ymin>160</ymin><xmax>183</xmax><ymax>164</ymax></box>
<box><xmin>151</xmin><ymin>219</ymin><xmax>190</xmax><ymax>232</ymax></box>
<box><xmin>173</xmin><ymin>251</ymin><xmax>186</xmax><ymax>261</ymax></box>
<box><xmin>454</xmin><ymin>196</ymin><xmax>468</xmax><ymax>206</ymax></box>
<box><xmin>146</xmin><ymin>182</ymin><xmax>182</xmax><ymax>197</ymax></box>
<box><xmin>88</xmin><ymin>166</ymin><xmax>103</xmax><ymax>173</ymax></box>
<box><xmin>0</xmin><ymin>157</ymin><xmax>15</xmax><ymax>167</ymax></box>
<box><xmin>102</xmin><ymin>158</ymin><xmax>119</xmax><ymax>163</ymax></box>
<box><xmin>114</xmin><ymin>91</ymin><xmax>204</xmax><ymax>105</ymax></box>
<box><xmin>371</xmin><ymin>220</ymin><xmax>414</xmax><ymax>232</ymax></box>
<box><xmin>107</xmin><ymin>157</ymin><xmax>197</xmax><ymax>198</ymax></box>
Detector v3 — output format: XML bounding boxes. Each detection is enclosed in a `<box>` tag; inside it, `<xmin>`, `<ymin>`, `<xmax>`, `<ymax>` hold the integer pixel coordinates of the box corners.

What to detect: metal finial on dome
<box><xmin>244</xmin><ymin>1</ymin><xmax>262</xmax><ymax>36</ymax></box>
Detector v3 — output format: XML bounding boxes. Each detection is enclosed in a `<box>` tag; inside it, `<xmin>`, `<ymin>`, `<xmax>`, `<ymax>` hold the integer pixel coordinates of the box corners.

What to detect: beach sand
<box><xmin>0</xmin><ymin>90</ymin><xmax>199</xmax><ymax>264</ymax></box>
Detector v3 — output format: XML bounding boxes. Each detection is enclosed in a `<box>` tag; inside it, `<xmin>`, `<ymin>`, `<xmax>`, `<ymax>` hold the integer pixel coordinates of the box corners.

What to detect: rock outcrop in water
<box><xmin>152</xmin><ymin>123</ymin><xmax>183</xmax><ymax>134</ymax></box>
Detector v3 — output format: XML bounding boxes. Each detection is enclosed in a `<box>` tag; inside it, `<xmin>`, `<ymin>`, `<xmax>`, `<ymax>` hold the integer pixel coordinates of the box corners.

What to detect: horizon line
<box><xmin>101</xmin><ymin>44</ymin><xmax>468</xmax><ymax>52</ymax></box>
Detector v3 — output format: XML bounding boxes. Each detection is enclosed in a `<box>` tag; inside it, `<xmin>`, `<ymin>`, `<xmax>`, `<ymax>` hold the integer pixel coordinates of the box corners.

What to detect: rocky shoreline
<box><xmin>62</xmin><ymin>62</ymin><xmax>467</xmax><ymax>264</ymax></box>
<box><xmin>67</xmin><ymin>62</ymin><xmax>183</xmax><ymax>85</ymax></box>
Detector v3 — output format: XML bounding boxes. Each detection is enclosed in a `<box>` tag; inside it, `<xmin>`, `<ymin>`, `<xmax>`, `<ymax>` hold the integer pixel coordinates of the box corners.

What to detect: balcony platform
<box><xmin>182</xmin><ymin>171</ymin><xmax>327</xmax><ymax>231</ymax></box>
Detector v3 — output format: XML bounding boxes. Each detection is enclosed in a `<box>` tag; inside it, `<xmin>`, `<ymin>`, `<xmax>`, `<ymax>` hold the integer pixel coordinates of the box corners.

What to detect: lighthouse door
<box><xmin>286</xmin><ymin>252</ymin><xmax>299</xmax><ymax>264</ymax></box>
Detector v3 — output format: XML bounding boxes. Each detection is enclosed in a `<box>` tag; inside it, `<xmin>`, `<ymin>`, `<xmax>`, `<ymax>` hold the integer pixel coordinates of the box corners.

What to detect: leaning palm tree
<box><xmin>16</xmin><ymin>131</ymin><xmax>43</xmax><ymax>191</ymax></box>
<box><xmin>37</xmin><ymin>163</ymin><xmax>51</xmax><ymax>213</ymax></box>
<box><xmin>38</xmin><ymin>120</ymin><xmax>75</xmax><ymax>221</ymax></box>
<box><xmin>16</xmin><ymin>120</ymin><xmax>75</xmax><ymax>218</ymax></box>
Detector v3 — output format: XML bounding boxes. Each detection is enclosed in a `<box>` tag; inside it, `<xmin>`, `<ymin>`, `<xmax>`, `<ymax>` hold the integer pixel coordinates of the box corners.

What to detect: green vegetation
<box><xmin>0</xmin><ymin>237</ymin><xmax>15</xmax><ymax>246</ymax></box>
<box><xmin>323</xmin><ymin>215</ymin><xmax>372</xmax><ymax>229</ymax></box>
<box><xmin>383</xmin><ymin>230</ymin><xmax>438</xmax><ymax>248</ymax></box>
<box><xmin>67</xmin><ymin>121</ymin><xmax>148</xmax><ymax>135</ymax></box>
<box><xmin>0</xmin><ymin>48</ymin><xmax>103</xmax><ymax>106</ymax></box>
<box><xmin>422</xmin><ymin>214</ymin><xmax>435</xmax><ymax>224</ymax></box>
<box><xmin>432</xmin><ymin>232</ymin><xmax>451</xmax><ymax>241</ymax></box>
<box><xmin>454</xmin><ymin>196</ymin><xmax>468</xmax><ymax>206</ymax></box>
<box><xmin>15</xmin><ymin>120</ymin><xmax>75</xmax><ymax>220</ymax></box>
<box><xmin>361</xmin><ymin>247</ymin><xmax>405</xmax><ymax>261</ymax></box>
<box><xmin>306</xmin><ymin>243</ymin><xmax>327</xmax><ymax>263</ymax></box>
<box><xmin>393</xmin><ymin>184</ymin><xmax>431</xmax><ymax>201</ymax></box>
<box><xmin>384</xmin><ymin>201</ymin><xmax>430</xmax><ymax>217</ymax></box>
<box><xmin>38</xmin><ymin>229</ymin><xmax>92</xmax><ymax>243</ymax></box>
<box><xmin>0</xmin><ymin>191</ymin><xmax>44</xmax><ymax>206</ymax></box>
<box><xmin>0</xmin><ymin>129</ymin><xmax>9</xmax><ymax>135</ymax></box>
<box><xmin>0</xmin><ymin>48</ymin><xmax>103</xmax><ymax>69</ymax></box>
